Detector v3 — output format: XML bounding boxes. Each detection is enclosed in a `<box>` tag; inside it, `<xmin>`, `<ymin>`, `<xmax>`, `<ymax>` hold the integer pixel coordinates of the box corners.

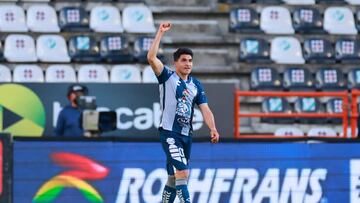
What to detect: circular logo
<box><xmin>0</xmin><ymin>84</ymin><xmax>46</xmax><ymax>137</ymax></box>
<box><xmin>166</xmin><ymin>138</ymin><xmax>175</xmax><ymax>145</ymax></box>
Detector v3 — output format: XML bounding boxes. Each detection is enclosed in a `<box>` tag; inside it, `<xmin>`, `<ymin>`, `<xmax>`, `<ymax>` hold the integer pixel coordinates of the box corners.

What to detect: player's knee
<box><xmin>166</xmin><ymin>175</ymin><xmax>175</xmax><ymax>187</ymax></box>
<box><xmin>175</xmin><ymin>170</ymin><xmax>189</xmax><ymax>179</ymax></box>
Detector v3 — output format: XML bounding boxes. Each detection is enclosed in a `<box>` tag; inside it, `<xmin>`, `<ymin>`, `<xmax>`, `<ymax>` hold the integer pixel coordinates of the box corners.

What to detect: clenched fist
<box><xmin>159</xmin><ymin>22</ymin><xmax>171</xmax><ymax>33</ymax></box>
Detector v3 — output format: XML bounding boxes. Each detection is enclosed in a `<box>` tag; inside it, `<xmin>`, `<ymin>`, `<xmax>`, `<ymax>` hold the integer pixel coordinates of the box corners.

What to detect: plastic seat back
<box><xmin>283</xmin><ymin>67</ymin><xmax>314</xmax><ymax>91</ymax></box>
<box><xmin>303</xmin><ymin>38</ymin><xmax>335</xmax><ymax>63</ymax></box>
<box><xmin>100</xmin><ymin>36</ymin><xmax>133</xmax><ymax>63</ymax></box>
<box><xmin>275</xmin><ymin>127</ymin><xmax>304</xmax><ymax>136</ymax></box>
<box><xmin>27</xmin><ymin>5</ymin><xmax>60</xmax><ymax>32</ymax></box>
<box><xmin>250</xmin><ymin>67</ymin><xmax>282</xmax><ymax>90</ymax></box>
<box><xmin>134</xmin><ymin>36</ymin><xmax>165</xmax><ymax>63</ymax></box>
<box><xmin>271</xmin><ymin>37</ymin><xmax>305</xmax><ymax>64</ymax></box>
<box><xmin>283</xmin><ymin>0</ymin><xmax>315</xmax><ymax>4</ymax></box>
<box><xmin>315</xmin><ymin>67</ymin><xmax>346</xmax><ymax>91</ymax></box>
<box><xmin>293</xmin><ymin>8</ymin><xmax>323</xmax><ymax>33</ymax></box>
<box><xmin>324</xmin><ymin>7</ymin><xmax>357</xmax><ymax>35</ymax></box>
<box><xmin>78</xmin><ymin>65</ymin><xmax>109</xmax><ymax>83</ymax></box>
<box><xmin>260</xmin><ymin>6</ymin><xmax>294</xmax><ymax>34</ymax></box>
<box><xmin>90</xmin><ymin>6</ymin><xmax>123</xmax><ymax>33</ymax></box>
<box><xmin>0</xmin><ymin>65</ymin><xmax>11</xmax><ymax>82</ymax></box>
<box><xmin>0</xmin><ymin>5</ymin><xmax>27</xmax><ymax>32</ymax></box>
<box><xmin>123</xmin><ymin>5</ymin><xmax>156</xmax><ymax>33</ymax></box>
<box><xmin>59</xmin><ymin>7</ymin><xmax>89</xmax><ymax>31</ymax></box>
<box><xmin>142</xmin><ymin>65</ymin><xmax>158</xmax><ymax>83</ymax></box>
<box><xmin>37</xmin><ymin>35</ymin><xmax>70</xmax><ymax>62</ymax></box>
<box><xmin>68</xmin><ymin>35</ymin><xmax>101</xmax><ymax>62</ymax></box>
<box><xmin>46</xmin><ymin>65</ymin><xmax>76</xmax><ymax>83</ymax></box>
<box><xmin>110</xmin><ymin>65</ymin><xmax>141</xmax><ymax>83</ymax></box>
<box><xmin>335</xmin><ymin>39</ymin><xmax>360</xmax><ymax>63</ymax></box>
<box><xmin>348</xmin><ymin>68</ymin><xmax>360</xmax><ymax>89</ymax></box>
<box><xmin>308</xmin><ymin>127</ymin><xmax>337</xmax><ymax>137</ymax></box>
<box><xmin>229</xmin><ymin>8</ymin><xmax>260</xmax><ymax>32</ymax></box>
<box><xmin>4</xmin><ymin>34</ymin><xmax>37</xmax><ymax>62</ymax></box>
<box><xmin>239</xmin><ymin>38</ymin><xmax>270</xmax><ymax>63</ymax></box>
<box><xmin>13</xmin><ymin>65</ymin><xmax>44</xmax><ymax>82</ymax></box>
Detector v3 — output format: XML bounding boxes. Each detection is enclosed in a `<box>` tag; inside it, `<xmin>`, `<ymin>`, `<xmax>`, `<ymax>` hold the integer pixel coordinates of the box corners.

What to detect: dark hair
<box><xmin>173</xmin><ymin>48</ymin><xmax>193</xmax><ymax>61</ymax></box>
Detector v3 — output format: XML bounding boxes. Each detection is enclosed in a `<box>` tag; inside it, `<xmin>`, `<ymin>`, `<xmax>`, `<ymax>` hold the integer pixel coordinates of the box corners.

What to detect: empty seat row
<box><xmin>262</xmin><ymin>97</ymin><xmax>343</xmax><ymax>124</ymax></box>
<box><xmin>222</xmin><ymin>0</ymin><xmax>360</xmax><ymax>5</ymax></box>
<box><xmin>0</xmin><ymin>34</ymin><xmax>163</xmax><ymax>63</ymax></box>
<box><xmin>274</xmin><ymin>127</ymin><xmax>339</xmax><ymax>137</ymax></box>
<box><xmin>240</xmin><ymin>37</ymin><xmax>360</xmax><ymax>64</ymax></box>
<box><xmin>230</xmin><ymin>6</ymin><xmax>359</xmax><ymax>35</ymax></box>
<box><xmin>0</xmin><ymin>64</ymin><xmax>158</xmax><ymax>83</ymax></box>
<box><xmin>251</xmin><ymin>67</ymin><xmax>360</xmax><ymax>91</ymax></box>
<box><xmin>0</xmin><ymin>4</ymin><xmax>155</xmax><ymax>33</ymax></box>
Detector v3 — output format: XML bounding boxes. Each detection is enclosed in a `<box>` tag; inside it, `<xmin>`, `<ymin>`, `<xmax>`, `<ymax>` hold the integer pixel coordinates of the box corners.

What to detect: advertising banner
<box><xmin>13</xmin><ymin>140</ymin><xmax>360</xmax><ymax>203</ymax></box>
<box><xmin>0</xmin><ymin>134</ymin><xmax>11</xmax><ymax>203</ymax></box>
<box><xmin>0</xmin><ymin>83</ymin><xmax>234</xmax><ymax>138</ymax></box>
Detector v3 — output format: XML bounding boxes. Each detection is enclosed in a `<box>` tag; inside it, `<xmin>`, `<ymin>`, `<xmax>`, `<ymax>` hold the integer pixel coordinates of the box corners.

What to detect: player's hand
<box><xmin>159</xmin><ymin>22</ymin><xmax>171</xmax><ymax>33</ymax></box>
<box><xmin>210</xmin><ymin>130</ymin><xmax>219</xmax><ymax>143</ymax></box>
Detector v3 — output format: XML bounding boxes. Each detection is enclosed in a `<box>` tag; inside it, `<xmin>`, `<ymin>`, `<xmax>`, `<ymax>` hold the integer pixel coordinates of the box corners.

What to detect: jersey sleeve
<box><xmin>194</xmin><ymin>80</ymin><xmax>208</xmax><ymax>105</ymax></box>
<box><xmin>157</xmin><ymin>66</ymin><xmax>173</xmax><ymax>84</ymax></box>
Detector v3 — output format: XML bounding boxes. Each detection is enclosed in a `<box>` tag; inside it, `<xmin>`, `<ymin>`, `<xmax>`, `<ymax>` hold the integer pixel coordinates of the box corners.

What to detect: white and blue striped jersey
<box><xmin>157</xmin><ymin>66</ymin><xmax>208</xmax><ymax>136</ymax></box>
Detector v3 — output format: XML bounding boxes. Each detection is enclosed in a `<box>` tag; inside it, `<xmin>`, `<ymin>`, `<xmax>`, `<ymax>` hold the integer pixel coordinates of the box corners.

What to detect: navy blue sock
<box><xmin>162</xmin><ymin>185</ymin><xmax>176</xmax><ymax>203</ymax></box>
<box><xmin>175</xmin><ymin>179</ymin><xmax>190</xmax><ymax>203</ymax></box>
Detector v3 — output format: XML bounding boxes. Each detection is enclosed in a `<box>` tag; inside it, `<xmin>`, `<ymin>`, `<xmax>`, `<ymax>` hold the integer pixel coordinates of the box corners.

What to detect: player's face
<box><xmin>175</xmin><ymin>54</ymin><xmax>193</xmax><ymax>76</ymax></box>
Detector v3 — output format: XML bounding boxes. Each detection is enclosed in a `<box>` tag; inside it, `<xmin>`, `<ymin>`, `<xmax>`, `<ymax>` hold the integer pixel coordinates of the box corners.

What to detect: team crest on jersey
<box><xmin>166</xmin><ymin>138</ymin><xmax>175</xmax><ymax>145</ymax></box>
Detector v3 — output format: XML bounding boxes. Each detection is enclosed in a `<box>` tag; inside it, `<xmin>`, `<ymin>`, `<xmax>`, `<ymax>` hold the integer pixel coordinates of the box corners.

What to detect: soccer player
<box><xmin>147</xmin><ymin>22</ymin><xmax>220</xmax><ymax>203</ymax></box>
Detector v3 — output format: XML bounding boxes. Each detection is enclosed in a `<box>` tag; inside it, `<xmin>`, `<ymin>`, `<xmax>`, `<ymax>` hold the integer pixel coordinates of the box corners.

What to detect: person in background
<box><xmin>55</xmin><ymin>84</ymin><xmax>88</xmax><ymax>137</ymax></box>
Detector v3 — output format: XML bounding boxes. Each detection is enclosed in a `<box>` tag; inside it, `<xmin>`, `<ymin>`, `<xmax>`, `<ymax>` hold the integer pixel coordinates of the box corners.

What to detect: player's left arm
<box><xmin>199</xmin><ymin>103</ymin><xmax>219</xmax><ymax>143</ymax></box>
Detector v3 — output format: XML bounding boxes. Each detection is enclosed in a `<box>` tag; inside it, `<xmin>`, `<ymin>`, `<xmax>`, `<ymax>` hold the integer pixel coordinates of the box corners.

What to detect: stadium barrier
<box><xmin>234</xmin><ymin>91</ymin><xmax>350</xmax><ymax>139</ymax></box>
<box><xmin>9</xmin><ymin>137</ymin><xmax>360</xmax><ymax>203</ymax></box>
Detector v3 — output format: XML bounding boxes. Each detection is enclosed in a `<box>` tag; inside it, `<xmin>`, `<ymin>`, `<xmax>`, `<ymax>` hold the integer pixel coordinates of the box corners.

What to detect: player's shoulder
<box><xmin>190</xmin><ymin>76</ymin><xmax>203</xmax><ymax>86</ymax></box>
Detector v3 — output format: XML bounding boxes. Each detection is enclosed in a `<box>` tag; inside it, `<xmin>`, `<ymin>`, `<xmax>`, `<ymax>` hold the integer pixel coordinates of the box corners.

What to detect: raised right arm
<box><xmin>147</xmin><ymin>21</ymin><xmax>171</xmax><ymax>76</ymax></box>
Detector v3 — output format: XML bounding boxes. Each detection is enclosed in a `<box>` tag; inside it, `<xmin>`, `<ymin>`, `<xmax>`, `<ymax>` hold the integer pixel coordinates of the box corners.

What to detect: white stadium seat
<box><xmin>0</xmin><ymin>65</ymin><xmax>11</xmax><ymax>82</ymax></box>
<box><xmin>0</xmin><ymin>5</ymin><xmax>27</xmax><ymax>32</ymax></box>
<box><xmin>5</xmin><ymin>34</ymin><xmax>37</xmax><ymax>62</ymax></box>
<box><xmin>283</xmin><ymin>0</ymin><xmax>315</xmax><ymax>4</ymax></box>
<box><xmin>123</xmin><ymin>5</ymin><xmax>156</xmax><ymax>33</ymax></box>
<box><xmin>308</xmin><ymin>127</ymin><xmax>338</xmax><ymax>137</ymax></box>
<box><xmin>36</xmin><ymin>35</ymin><xmax>70</xmax><ymax>62</ymax></box>
<box><xmin>110</xmin><ymin>65</ymin><xmax>141</xmax><ymax>83</ymax></box>
<box><xmin>46</xmin><ymin>65</ymin><xmax>76</xmax><ymax>83</ymax></box>
<box><xmin>78</xmin><ymin>65</ymin><xmax>109</xmax><ymax>83</ymax></box>
<box><xmin>142</xmin><ymin>66</ymin><xmax>158</xmax><ymax>83</ymax></box>
<box><xmin>274</xmin><ymin>127</ymin><xmax>304</xmax><ymax>136</ymax></box>
<box><xmin>260</xmin><ymin>6</ymin><xmax>294</xmax><ymax>34</ymax></box>
<box><xmin>27</xmin><ymin>5</ymin><xmax>60</xmax><ymax>33</ymax></box>
<box><xmin>13</xmin><ymin>65</ymin><xmax>44</xmax><ymax>83</ymax></box>
<box><xmin>324</xmin><ymin>7</ymin><xmax>357</xmax><ymax>35</ymax></box>
<box><xmin>271</xmin><ymin>37</ymin><xmax>305</xmax><ymax>64</ymax></box>
<box><xmin>90</xmin><ymin>6</ymin><xmax>123</xmax><ymax>33</ymax></box>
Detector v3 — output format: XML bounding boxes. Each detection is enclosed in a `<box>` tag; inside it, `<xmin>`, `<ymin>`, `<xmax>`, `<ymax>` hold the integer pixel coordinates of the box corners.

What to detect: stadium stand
<box><xmin>274</xmin><ymin>127</ymin><xmax>304</xmax><ymax>136</ymax></box>
<box><xmin>36</xmin><ymin>35</ymin><xmax>70</xmax><ymax>62</ymax></box>
<box><xmin>324</xmin><ymin>7</ymin><xmax>357</xmax><ymax>35</ymax></box>
<box><xmin>283</xmin><ymin>67</ymin><xmax>314</xmax><ymax>91</ymax></box>
<box><xmin>46</xmin><ymin>65</ymin><xmax>76</xmax><ymax>83</ymax></box>
<box><xmin>68</xmin><ymin>35</ymin><xmax>101</xmax><ymax>62</ymax></box>
<box><xmin>13</xmin><ymin>65</ymin><xmax>44</xmax><ymax>83</ymax></box>
<box><xmin>335</xmin><ymin>39</ymin><xmax>360</xmax><ymax>63</ymax></box>
<box><xmin>270</xmin><ymin>37</ymin><xmax>304</xmax><ymax>64</ymax></box>
<box><xmin>250</xmin><ymin>67</ymin><xmax>282</xmax><ymax>90</ymax></box>
<box><xmin>27</xmin><ymin>5</ymin><xmax>60</xmax><ymax>33</ymax></box>
<box><xmin>78</xmin><ymin>65</ymin><xmax>109</xmax><ymax>83</ymax></box>
<box><xmin>229</xmin><ymin>7</ymin><xmax>260</xmax><ymax>33</ymax></box>
<box><xmin>0</xmin><ymin>65</ymin><xmax>11</xmax><ymax>82</ymax></box>
<box><xmin>110</xmin><ymin>65</ymin><xmax>141</xmax><ymax>83</ymax></box>
<box><xmin>4</xmin><ymin>34</ymin><xmax>37</xmax><ymax>62</ymax></box>
<box><xmin>90</xmin><ymin>5</ymin><xmax>124</xmax><ymax>33</ymax></box>
<box><xmin>315</xmin><ymin>67</ymin><xmax>346</xmax><ymax>91</ymax></box>
<box><xmin>0</xmin><ymin>5</ymin><xmax>27</xmax><ymax>32</ymax></box>
<box><xmin>261</xmin><ymin>97</ymin><xmax>294</xmax><ymax>124</ymax></box>
<box><xmin>260</xmin><ymin>6</ymin><xmax>294</xmax><ymax>34</ymax></box>
<box><xmin>142</xmin><ymin>65</ymin><xmax>158</xmax><ymax>83</ymax></box>
<box><xmin>294</xmin><ymin>97</ymin><xmax>324</xmax><ymax>124</ymax></box>
<box><xmin>59</xmin><ymin>7</ymin><xmax>89</xmax><ymax>31</ymax></box>
<box><xmin>292</xmin><ymin>7</ymin><xmax>323</xmax><ymax>33</ymax></box>
<box><xmin>239</xmin><ymin>38</ymin><xmax>270</xmax><ymax>63</ymax></box>
<box><xmin>303</xmin><ymin>38</ymin><xmax>335</xmax><ymax>63</ymax></box>
<box><xmin>100</xmin><ymin>36</ymin><xmax>133</xmax><ymax>63</ymax></box>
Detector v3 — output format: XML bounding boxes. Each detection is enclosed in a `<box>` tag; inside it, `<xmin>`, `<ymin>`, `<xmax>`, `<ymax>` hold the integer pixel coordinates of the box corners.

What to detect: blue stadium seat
<box><xmin>326</xmin><ymin>98</ymin><xmax>343</xmax><ymax>124</ymax></box>
<box><xmin>335</xmin><ymin>39</ymin><xmax>360</xmax><ymax>63</ymax></box>
<box><xmin>294</xmin><ymin>97</ymin><xmax>324</xmax><ymax>124</ymax></box>
<box><xmin>303</xmin><ymin>38</ymin><xmax>335</xmax><ymax>63</ymax></box>
<box><xmin>59</xmin><ymin>7</ymin><xmax>89</xmax><ymax>31</ymax></box>
<box><xmin>68</xmin><ymin>35</ymin><xmax>101</xmax><ymax>62</ymax></box>
<box><xmin>239</xmin><ymin>38</ymin><xmax>270</xmax><ymax>63</ymax></box>
<box><xmin>134</xmin><ymin>36</ymin><xmax>165</xmax><ymax>64</ymax></box>
<box><xmin>283</xmin><ymin>67</ymin><xmax>314</xmax><ymax>91</ymax></box>
<box><xmin>229</xmin><ymin>8</ymin><xmax>260</xmax><ymax>33</ymax></box>
<box><xmin>100</xmin><ymin>36</ymin><xmax>133</xmax><ymax>63</ymax></box>
<box><xmin>347</xmin><ymin>68</ymin><xmax>360</xmax><ymax>89</ymax></box>
<box><xmin>315</xmin><ymin>67</ymin><xmax>346</xmax><ymax>91</ymax></box>
<box><xmin>250</xmin><ymin>67</ymin><xmax>282</xmax><ymax>90</ymax></box>
<box><xmin>261</xmin><ymin>97</ymin><xmax>294</xmax><ymax>124</ymax></box>
<box><xmin>293</xmin><ymin>7</ymin><xmax>323</xmax><ymax>33</ymax></box>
